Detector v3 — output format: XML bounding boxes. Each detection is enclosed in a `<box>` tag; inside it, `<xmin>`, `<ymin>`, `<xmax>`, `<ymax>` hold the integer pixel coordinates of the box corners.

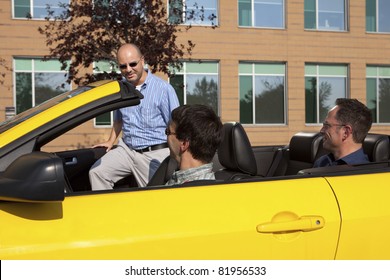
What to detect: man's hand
<box><xmin>92</xmin><ymin>141</ymin><xmax>115</xmax><ymax>152</ymax></box>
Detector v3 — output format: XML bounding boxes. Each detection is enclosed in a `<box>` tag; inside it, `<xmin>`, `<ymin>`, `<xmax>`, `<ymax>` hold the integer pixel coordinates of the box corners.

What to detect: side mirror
<box><xmin>0</xmin><ymin>152</ymin><xmax>66</xmax><ymax>202</ymax></box>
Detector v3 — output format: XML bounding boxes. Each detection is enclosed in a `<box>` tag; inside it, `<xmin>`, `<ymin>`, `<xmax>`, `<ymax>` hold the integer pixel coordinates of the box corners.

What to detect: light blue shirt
<box><xmin>114</xmin><ymin>71</ymin><xmax>179</xmax><ymax>150</ymax></box>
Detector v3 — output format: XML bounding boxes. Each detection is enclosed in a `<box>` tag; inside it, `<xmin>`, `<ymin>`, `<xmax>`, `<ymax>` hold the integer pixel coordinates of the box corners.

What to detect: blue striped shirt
<box><xmin>114</xmin><ymin>71</ymin><xmax>179</xmax><ymax>150</ymax></box>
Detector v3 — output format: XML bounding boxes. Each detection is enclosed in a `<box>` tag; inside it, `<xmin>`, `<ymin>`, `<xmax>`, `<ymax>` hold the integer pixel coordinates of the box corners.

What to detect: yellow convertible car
<box><xmin>0</xmin><ymin>80</ymin><xmax>390</xmax><ymax>260</ymax></box>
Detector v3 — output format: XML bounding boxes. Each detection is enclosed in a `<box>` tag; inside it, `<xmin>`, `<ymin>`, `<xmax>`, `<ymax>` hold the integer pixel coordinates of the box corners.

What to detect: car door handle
<box><xmin>64</xmin><ymin>157</ymin><xmax>78</xmax><ymax>166</ymax></box>
<box><xmin>256</xmin><ymin>215</ymin><xmax>325</xmax><ymax>233</ymax></box>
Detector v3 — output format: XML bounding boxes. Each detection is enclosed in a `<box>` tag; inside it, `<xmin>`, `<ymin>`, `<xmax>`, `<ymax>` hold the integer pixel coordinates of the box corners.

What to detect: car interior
<box><xmin>25</xmin><ymin>122</ymin><xmax>390</xmax><ymax>193</ymax></box>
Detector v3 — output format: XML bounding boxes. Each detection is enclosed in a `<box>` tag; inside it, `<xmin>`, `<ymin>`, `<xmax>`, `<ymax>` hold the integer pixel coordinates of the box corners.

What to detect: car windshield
<box><xmin>0</xmin><ymin>86</ymin><xmax>93</xmax><ymax>134</ymax></box>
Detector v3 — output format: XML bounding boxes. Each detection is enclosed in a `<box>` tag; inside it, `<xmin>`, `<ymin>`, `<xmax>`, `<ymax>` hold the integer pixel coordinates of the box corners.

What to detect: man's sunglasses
<box><xmin>119</xmin><ymin>57</ymin><xmax>142</xmax><ymax>70</ymax></box>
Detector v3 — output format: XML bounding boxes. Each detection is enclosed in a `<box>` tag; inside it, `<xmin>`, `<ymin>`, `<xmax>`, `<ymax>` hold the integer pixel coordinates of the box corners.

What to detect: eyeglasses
<box><xmin>119</xmin><ymin>57</ymin><xmax>142</xmax><ymax>70</ymax></box>
<box><xmin>165</xmin><ymin>128</ymin><xmax>176</xmax><ymax>136</ymax></box>
<box><xmin>322</xmin><ymin>122</ymin><xmax>345</xmax><ymax>129</ymax></box>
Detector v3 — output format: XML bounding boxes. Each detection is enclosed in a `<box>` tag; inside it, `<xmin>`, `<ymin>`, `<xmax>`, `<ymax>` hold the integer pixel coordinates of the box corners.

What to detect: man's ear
<box><xmin>180</xmin><ymin>139</ymin><xmax>190</xmax><ymax>153</ymax></box>
<box><xmin>343</xmin><ymin>125</ymin><xmax>352</xmax><ymax>140</ymax></box>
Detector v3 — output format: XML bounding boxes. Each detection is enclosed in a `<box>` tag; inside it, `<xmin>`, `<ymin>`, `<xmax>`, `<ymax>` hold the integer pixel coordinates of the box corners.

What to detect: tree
<box><xmin>15</xmin><ymin>73</ymin><xmax>32</xmax><ymax>113</ymax></box>
<box><xmin>38</xmin><ymin>0</ymin><xmax>215</xmax><ymax>85</ymax></box>
<box><xmin>0</xmin><ymin>57</ymin><xmax>11</xmax><ymax>86</ymax></box>
<box><xmin>305</xmin><ymin>77</ymin><xmax>317</xmax><ymax>123</ymax></box>
<box><xmin>305</xmin><ymin>78</ymin><xmax>332</xmax><ymax>123</ymax></box>
<box><xmin>188</xmin><ymin>76</ymin><xmax>218</xmax><ymax>112</ymax></box>
<box><xmin>239</xmin><ymin>77</ymin><xmax>284</xmax><ymax>124</ymax></box>
<box><xmin>254</xmin><ymin>78</ymin><xmax>284</xmax><ymax>123</ymax></box>
<box><xmin>378</xmin><ymin>78</ymin><xmax>390</xmax><ymax>122</ymax></box>
<box><xmin>318</xmin><ymin>81</ymin><xmax>332</xmax><ymax>121</ymax></box>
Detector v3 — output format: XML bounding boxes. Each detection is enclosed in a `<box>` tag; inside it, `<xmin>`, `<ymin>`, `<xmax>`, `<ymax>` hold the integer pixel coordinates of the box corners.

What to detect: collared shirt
<box><xmin>313</xmin><ymin>148</ymin><xmax>370</xmax><ymax>168</ymax></box>
<box><xmin>114</xmin><ymin>71</ymin><xmax>179</xmax><ymax>150</ymax></box>
<box><xmin>165</xmin><ymin>163</ymin><xmax>215</xmax><ymax>186</ymax></box>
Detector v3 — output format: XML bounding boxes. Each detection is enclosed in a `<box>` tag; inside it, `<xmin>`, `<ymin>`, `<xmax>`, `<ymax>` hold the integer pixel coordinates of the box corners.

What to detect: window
<box><xmin>238</xmin><ymin>0</ymin><xmax>285</xmax><ymax>28</ymax></box>
<box><xmin>305</xmin><ymin>64</ymin><xmax>348</xmax><ymax>124</ymax></box>
<box><xmin>239</xmin><ymin>62</ymin><xmax>286</xmax><ymax>124</ymax></box>
<box><xmin>169</xmin><ymin>61</ymin><xmax>219</xmax><ymax>114</ymax></box>
<box><xmin>304</xmin><ymin>0</ymin><xmax>347</xmax><ymax>31</ymax></box>
<box><xmin>168</xmin><ymin>0</ymin><xmax>218</xmax><ymax>26</ymax></box>
<box><xmin>366</xmin><ymin>66</ymin><xmax>390</xmax><ymax>123</ymax></box>
<box><xmin>14</xmin><ymin>58</ymin><xmax>70</xmax><ymax>114</ymax></box>
<box><xmin>93</xmin><ymin>61</ymin><xmax>120</xmax><ymax>127</ymax></box>
<box><xmin>366</xmin><ymin>0</ymin><xmax>390</xmax><ymax>33</ymax></box>
<box><xmin>13</xmin><ymin>0</ymin><xmax>69</xmax><ymax>19</ymax></box>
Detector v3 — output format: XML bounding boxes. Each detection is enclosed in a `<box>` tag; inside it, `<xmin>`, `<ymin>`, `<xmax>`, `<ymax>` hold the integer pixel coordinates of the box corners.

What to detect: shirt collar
<box><xmin>140</xmin><ymin>70</ymin><xmax>150</xmax><ymax>90</ymax></box>
<box><xmin>339</xmin><ymin>148</ymin><xmax>368</xmax><ymax>165</ymax></box>
<box><xmin>171</xmin><ymin>163</ymin><xmax>214</xmax><ymax>181</ymax></box>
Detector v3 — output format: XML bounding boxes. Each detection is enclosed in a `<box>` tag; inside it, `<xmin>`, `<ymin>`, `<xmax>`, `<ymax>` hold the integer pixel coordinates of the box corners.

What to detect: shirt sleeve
<box><xmin>161</xmin><ymin>83</ymin><xmax>180</xmax><ymax>124</ymax></box>
<box><xmin>113</xmin><ymin>109</ymin><xmax>122</xmax><ymax>122</ymax></box>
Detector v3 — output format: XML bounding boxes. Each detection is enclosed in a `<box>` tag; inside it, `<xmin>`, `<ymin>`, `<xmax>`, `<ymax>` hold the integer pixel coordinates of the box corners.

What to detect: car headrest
<box><xmin>289</xmin><ymin>132</ymin><xmax>323</xmax><ymax>163</ymax></box>
<box><xmin>217</xmin><ymin>122</ymin><xmax>257</xmax><ymax>176</ymax></box>
<box><xmin>363</xmin><ymin>133</ymin><xmax>390</xmax><ymax>162</ymax></box>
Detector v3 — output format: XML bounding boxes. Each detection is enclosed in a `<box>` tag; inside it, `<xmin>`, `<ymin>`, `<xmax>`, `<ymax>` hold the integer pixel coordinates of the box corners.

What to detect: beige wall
<box><xmin>1</xmin><ymin>0</ymin><xmax>390</xmax><ymax>150</ymax></box>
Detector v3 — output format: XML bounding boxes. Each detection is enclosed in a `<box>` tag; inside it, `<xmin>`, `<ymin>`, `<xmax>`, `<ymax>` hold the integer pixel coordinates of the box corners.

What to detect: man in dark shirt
<box><xmin>313</xmin><ymin>98</ymin><xmax>373</xmax><ymax>168</ymax></box>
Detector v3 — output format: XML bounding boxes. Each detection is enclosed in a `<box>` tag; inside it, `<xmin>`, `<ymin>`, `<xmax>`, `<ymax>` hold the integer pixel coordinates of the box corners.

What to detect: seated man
<box><xmin>313</xmin><ymin>98</ymin><xmax>373</xmax><ymax>167</ymax></box>
<box><xmin>165</xmin><ymin>104</ymin><xmax>223</xmax><ymax>185</ymax></box>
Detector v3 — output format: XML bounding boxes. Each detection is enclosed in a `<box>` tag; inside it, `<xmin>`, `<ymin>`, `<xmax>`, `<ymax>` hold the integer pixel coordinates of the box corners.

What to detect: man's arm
<box><xmin>92</xmin><ymin>119</ymin><xmax>123</xmax><ymax>152</ymax></box>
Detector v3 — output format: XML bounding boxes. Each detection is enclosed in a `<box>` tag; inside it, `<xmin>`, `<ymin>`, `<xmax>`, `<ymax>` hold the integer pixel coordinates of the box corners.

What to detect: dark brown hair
<box><xmin>171</xmin><ymin>104</ymin><xmax>223</xmax><ymax>163</ymax></box>
<box><xmin>335</xmin><ymin>98</ymin><xmax>372</xmax><ymax>143</ymax></box>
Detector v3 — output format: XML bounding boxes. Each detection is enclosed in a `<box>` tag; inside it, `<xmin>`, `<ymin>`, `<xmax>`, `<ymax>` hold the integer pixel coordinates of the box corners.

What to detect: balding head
<box><xmin>117</xmin><ymin>44</ymin><xmax>142</xmax><ymax>61</ymax></box>
<box><xmin>116</xmin><ymin>43</ymin><xmax>146</xmax><ymax>86</ymax></box>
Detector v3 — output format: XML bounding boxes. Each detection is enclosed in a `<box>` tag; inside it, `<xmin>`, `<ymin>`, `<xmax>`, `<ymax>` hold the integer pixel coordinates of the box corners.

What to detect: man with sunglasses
<box><xmin>89</xmin><ymin>43</ymin><xmax>179</xmax><ymax>190</ymax></box>
<box><xmin>164</xmin><ymin>104</ymin><xmax>223</xmax><ymax>186</ymax></box>
<box><xmin>313</xmin><ymin>98</ymin><xmax>372</xmax><ymax>167</ymax></box>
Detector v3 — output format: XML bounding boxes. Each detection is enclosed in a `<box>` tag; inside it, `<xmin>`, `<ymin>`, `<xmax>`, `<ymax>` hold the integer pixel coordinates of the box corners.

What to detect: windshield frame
<box><xmin>0</xmin><ymin>86</ymin><xmax>93</xmax><ymax>134</ymax></box>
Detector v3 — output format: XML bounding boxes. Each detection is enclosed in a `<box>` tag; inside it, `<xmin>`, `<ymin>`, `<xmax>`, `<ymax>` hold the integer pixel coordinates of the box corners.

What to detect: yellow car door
<box><xmin>326</xmin><ymin>172</ymin><xmax>390</xmax><ymax>259</ymax></box>
<box><xmin>0</xmin><ymin>177</ymin><xmax>340</xmax><ymax>259</ymax></box>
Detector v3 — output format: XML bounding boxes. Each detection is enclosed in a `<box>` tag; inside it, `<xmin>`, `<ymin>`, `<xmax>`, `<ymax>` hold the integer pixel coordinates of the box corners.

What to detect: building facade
<box><xmin>1</xmin><ymin>0</ymin><xmax>390</xmax><ymax>151</ymax></box>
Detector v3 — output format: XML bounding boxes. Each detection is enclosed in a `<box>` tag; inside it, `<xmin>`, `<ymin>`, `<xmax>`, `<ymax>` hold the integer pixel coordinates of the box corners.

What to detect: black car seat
<box><xmin>279</xmin><ymin>132</ymin><xmax>390</xmax><ymax>176</ymax></box>
<box><xmin>272</xmin><ymin>132</ymin><xmax>324</xmax><ymax>176</ymax></box>
<box><xmin>363</xmin><ymin>133</ymin><xmax>390</xmax><ymax>162</ymax></box>
<box><xmin>146</xmin><ymin>155</ymin><xmax>178</xmax><ymax>187</ymax></box>
<box><xmin>214</xmin><ymin>122</ymin><xmax>258</xmax><ymax>181</ymax></box>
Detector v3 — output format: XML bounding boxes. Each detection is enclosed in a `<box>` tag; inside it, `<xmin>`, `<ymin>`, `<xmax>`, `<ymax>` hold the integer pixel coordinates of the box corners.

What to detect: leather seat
<box><xmin>146</xmin><ymin>155</ymin><xmax>178</xmax><ymax>187</ymax></box>
<box><xmin>214</xmin><ymin>122</ymin><xmax>258</xmax><ymax>180</ymax></box>
<box><xmin>147</xmin><ymin>122</ymin><xmax>258</xmax><ymax>185</ymax></box>
<box><xmin>279</xmin><ymin>132</ymin><xmax>389</xmax><ymax>176</ymax></box>
<box><xmin>363</xmin><ymin>133</ymin><xmax>390</xmax><ymax>162</ymax></box>
<box><xmin>272</xmin><ymin>132</ymin><xmax>324</xmax><ymax>176</ymax></box>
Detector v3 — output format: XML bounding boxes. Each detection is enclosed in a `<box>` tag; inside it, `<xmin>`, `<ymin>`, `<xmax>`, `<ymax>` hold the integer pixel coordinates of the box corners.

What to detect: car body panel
<box><xmin>0</xmin><ymin>177</ymin><xmax>340</xmax><ymax>259</ymax></box>
<box><xmin>327</xmin><ymin>173</ymin><xmax>390</xmax><ymax>259</ymax></box>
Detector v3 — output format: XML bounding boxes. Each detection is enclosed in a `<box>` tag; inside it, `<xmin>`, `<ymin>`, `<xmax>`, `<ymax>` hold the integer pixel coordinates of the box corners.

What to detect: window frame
<box><xmin>167</xmin><ymin>0</ymin><xmax>219</xmax><ymax>26</ymax></box>
<box><xmin>366</xmin><ymin>65</ymin><xmax>390</xmax><ymax>124</ymax></box>
<box><xmin>239</xmin><ymin>62</ymin><xmax>287</xmax><ymax>125</ymax></box>
<box><xmin>238</xmin><ymin>0</ymin><xmax>286</xmax><ymax>29</ymax></box>
<box><xmin>366</xmin><ymin>0</ymin><xmax>390</xmax><ymax>33</ymax></box>
<box><xmin>304</xmin><ymin>0</ymin><xmax>348</xmax><ymax>32</ymax></box>
<box><xmin>169</xmin><ymin>61</ymin><xmax>220</xmax><ymax>114</ymax></box>
<box><xmin>13</xmin><ymin>57</ymin><xmax>71</xmax><ymax>114</ymax></box>
<box><xmin>304</xmin><ymin>63</ymin><xmax>349</xmax><ymax>125</ymax></box>
<box><xmin>12</xmin><ymin>0</ymin><xmax>69</xmax><ymax>20</ymax></box>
